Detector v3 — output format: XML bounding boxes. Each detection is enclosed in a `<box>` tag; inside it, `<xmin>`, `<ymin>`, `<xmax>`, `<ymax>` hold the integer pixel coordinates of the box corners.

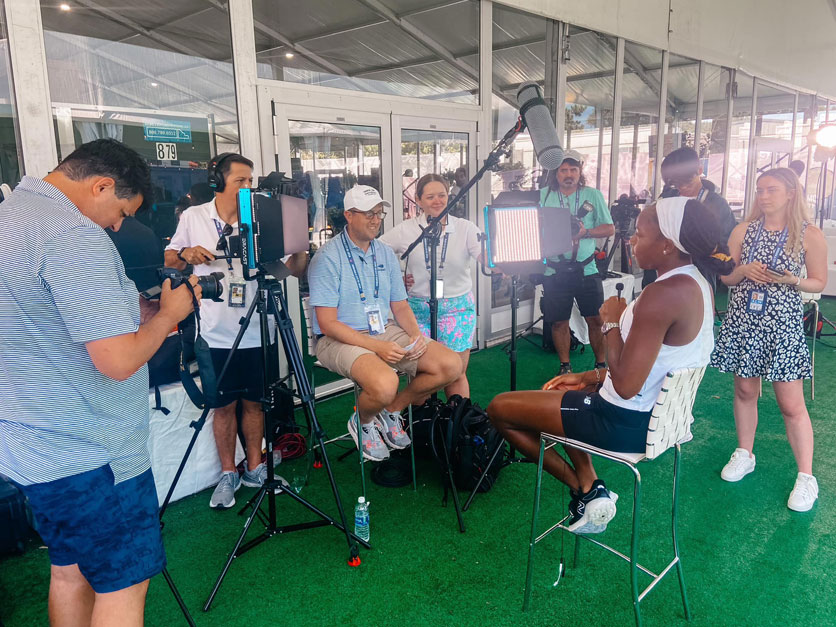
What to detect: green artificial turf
<box><xmin>2</xmin><ymin>296</ymin><xmax>835</xmax><ymax>626</ymax></box>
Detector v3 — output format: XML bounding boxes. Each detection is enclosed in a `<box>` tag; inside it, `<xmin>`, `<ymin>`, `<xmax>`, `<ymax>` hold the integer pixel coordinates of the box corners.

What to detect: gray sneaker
<box><xmin>241</xmin><ymin>462</ymin><xmax>268</xmax><ymax>488</ymax></box>
<box><xmin>347</xmin><ymin>414</ymin><xmax>390</xmax><ymax>462</ymax></box>
<box><xmin>375</xmin><ymin>411</ymin><xmax>411</xmax><ymax>450</ymax></box>
<box><xmin>210</xmin><ymin>471</ymin><xmax>241</xmax><ymax>509</ymax></box>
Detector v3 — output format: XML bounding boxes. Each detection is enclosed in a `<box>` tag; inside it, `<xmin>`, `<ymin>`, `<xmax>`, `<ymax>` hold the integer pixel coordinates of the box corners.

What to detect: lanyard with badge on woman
<box><xmin>341</xmin><ymin>230</ymin><xmax>385</xmax><ymax>335</ymax></box>
<box><xmin>213</xmin><ymin>218</ymin><xmax>247</xmax><ymax>308</ymax></box>
<box><xmin>745</xmin><ymin>218</ymin><xmax>788</xmax><ymax>316</ymax></box>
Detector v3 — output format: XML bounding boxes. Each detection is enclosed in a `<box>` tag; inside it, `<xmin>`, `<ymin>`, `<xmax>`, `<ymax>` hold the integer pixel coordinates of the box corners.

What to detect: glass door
<box><xmin>391</xmin><ymin>116</ymin><xmax>479</xmax><ymax>346</ymax></box>
<box><xmin>278</xmin><ymin>106</ymin><xmax>392</xmax><ymax>397</ymax></box>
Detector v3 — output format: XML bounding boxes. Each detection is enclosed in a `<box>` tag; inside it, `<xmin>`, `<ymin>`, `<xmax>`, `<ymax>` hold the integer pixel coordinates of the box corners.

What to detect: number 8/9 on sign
<box><xmin>156</xmin><ymin>142</ymin><xmax>177</xmax><ymax>161</ymax></box>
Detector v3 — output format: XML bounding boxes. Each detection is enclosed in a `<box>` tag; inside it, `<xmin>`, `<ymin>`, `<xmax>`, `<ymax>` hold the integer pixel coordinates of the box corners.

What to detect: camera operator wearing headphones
<box><xmin>540</xmin><ymin>150</ymin><xmax>615</xmax><ymax>375</ymax></box>
<box><xmin>0</xmin><ymin>139</ymin><xmax>199</xmax><ymax>625</ymax></box>
<box><xmin>165</xmin><ymin>153</ymin><xmax>307</xmax><ymax>510</ymax></box>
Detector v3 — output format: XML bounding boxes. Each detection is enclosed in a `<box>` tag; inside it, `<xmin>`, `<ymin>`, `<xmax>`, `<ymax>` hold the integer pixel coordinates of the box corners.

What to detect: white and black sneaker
<box><xmin>567</xmin><ymin>480</ymin><xmax>618</xmax><ymax>534</ymax></box>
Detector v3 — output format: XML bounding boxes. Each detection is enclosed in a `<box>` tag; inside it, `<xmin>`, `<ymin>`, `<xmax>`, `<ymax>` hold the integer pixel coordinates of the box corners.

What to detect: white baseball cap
<box><xmin>344</xmin><ymin>185</ymin><xmax>391</xmax><ymax>213</ymax></box>
<box><xmin>561</xmin><ymin>149</ymin><xmax>584</xmax><ymax>166</ymax></box>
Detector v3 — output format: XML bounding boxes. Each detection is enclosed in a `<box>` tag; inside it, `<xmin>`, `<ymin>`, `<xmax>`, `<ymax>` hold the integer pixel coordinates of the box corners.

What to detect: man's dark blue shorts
<box><xmin>20</xmin><ymin>465</ymin><xmax>166</xmax><ymax>593</ymax></box>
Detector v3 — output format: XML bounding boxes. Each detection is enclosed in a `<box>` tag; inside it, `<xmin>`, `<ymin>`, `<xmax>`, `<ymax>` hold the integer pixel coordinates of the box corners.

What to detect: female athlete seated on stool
<box><xmin>488</xmin><ymin>197</ymin><xmax>734</xmax><ymax>533</ymax></box>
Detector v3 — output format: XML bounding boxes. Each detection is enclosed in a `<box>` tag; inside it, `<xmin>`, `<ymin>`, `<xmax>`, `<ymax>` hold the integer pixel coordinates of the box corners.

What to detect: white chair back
<box><xmin>645</xmin><ymin>367</ymin><xmax>706</xmax><ymax>460</ymax></box>
<box><xmin>301</xmin><ymin>296</ymin><xmax>317</xmax><ymax>357</ymax></box>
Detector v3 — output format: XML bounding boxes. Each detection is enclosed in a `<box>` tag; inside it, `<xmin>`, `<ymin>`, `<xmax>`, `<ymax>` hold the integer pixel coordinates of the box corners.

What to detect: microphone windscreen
<box><xmin>516</xmin><ymin>82</ymin><xmax>564</xmax><ymax>170</ymax></box>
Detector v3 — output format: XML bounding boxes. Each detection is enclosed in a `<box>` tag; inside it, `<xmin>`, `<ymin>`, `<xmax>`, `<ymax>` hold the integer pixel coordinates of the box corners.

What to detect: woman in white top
<box><xmin>487</xmin><ymin>197</ymin><xmax>734</xmax><ymax>533</ymax></box>
<box><xmin>380</xmin><ymin>174</ymin><xmax>481</xmax><ymax>397</ymax></box>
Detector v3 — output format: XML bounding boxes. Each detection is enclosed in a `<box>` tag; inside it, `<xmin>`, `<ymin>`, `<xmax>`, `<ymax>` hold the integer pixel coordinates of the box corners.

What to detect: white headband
<box><xmin>655</xmin><ymin>196</ymin><xmax>689</xmax><ymax>254</ymax></box>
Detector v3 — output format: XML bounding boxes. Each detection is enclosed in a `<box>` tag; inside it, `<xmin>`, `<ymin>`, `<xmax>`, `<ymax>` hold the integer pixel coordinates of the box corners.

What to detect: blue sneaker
<box><xmin>568</xmin><ymin>480</ymin><xmax>618</xmax><ymax>534</ymax></box>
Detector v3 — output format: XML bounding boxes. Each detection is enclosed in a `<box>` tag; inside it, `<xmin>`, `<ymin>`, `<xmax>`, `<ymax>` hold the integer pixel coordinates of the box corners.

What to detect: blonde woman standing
<box><xmin>711</xmin><ymin>168</ymin><xmax>827</xmax><ymax>511</ymax></box>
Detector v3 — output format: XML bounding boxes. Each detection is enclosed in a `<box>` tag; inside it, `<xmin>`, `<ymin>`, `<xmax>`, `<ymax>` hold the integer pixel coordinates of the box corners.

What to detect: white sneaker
<box><xmin>787</xmin><ymin>473</ymin><xmax>818</xmax><ymax>512</ymax></box>
<box><xmin>721</xmin><ymin>448</ymin><xmax>756</xmax><ymax>482</ymax></box>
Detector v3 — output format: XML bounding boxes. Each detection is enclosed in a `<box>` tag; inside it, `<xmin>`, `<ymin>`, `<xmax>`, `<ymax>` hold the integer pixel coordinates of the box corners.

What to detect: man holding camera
<box><xmin>0</xmin><ymin>139</ymin><xmax>199</xmax><ymax>625</ymax></box>
<box><xmin>539</xmin><ymin>150</ymin><xmax>615</xmax><ymax>375</ymax></box>
<box><xmin>308</xmin><ymin>185</ymin><xmax>461</xmax><ymax>461</ymax></box>
<box><xmin>165</xmin><ymin>153</ymin><xmax>307</xmax><ymax>509</ymax></box>
<box><xmin>654</xmin><ymin>146</ymin><xmax>736</xmax><ymax>289</ymax></box>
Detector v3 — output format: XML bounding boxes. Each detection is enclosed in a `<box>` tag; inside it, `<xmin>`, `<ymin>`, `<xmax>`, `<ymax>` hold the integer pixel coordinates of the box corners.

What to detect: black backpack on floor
<box><xmin>438</xmin><ymin>396</ymin><xmax>506</xmax><ymax>493</ymax></box>
<box><xmin>0</xmin><ymin>477</ymin><xmax>33</xmax><ymax>555</ymax></box>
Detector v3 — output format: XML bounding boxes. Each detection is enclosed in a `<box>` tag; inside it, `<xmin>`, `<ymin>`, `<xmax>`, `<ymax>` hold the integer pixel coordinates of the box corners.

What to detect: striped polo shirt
<box><xmin>0</xmin><ymin>176</ymin><xmax>151</xmax><ymax>486</ymax></box>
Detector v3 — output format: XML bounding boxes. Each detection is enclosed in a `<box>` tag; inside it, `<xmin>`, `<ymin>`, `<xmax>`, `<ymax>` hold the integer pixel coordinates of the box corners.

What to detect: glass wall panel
<box><xmin>40</xmin><ymin>1</ymin><xmax>238</xmax><ymax>244</ymax></box>
<box><xmin>489</xmin><ymin>4</ymin><xmax>548</xmax><ymax>308</ymax></box>
<box><xmin>727</xmin><ymin>72</ymin><xmax>755</xmax><ymax>213</ymax></box>
<box><xmin>289</xmin><ymin>121</ymin><xmax>382</xmax><ymax>240</ymax></box>
<box><xmin>564</xmin><ymin>28</ymin><xmax>617</xmax><ymax>204</ymax></box>
<box><xmin>665</xmin><ymin>53</ymin><xmax>700</xmax><ymax>150</ymax></box>
<box><xmin>699</xmin><ymin>65</ymin><xmax>731</xmax><ymax>190</ymax></box>
<box><xmin>616</xmin><ymin>41</ymin><xmax>663</xmax><ymax>202</ymax></box>
<box><xmin>254</xmin><ymin>0</ymin><xmax>479</xmax><ymax>104</ymax></box>
<box><xmin>399</xmin><ymin>129</ymin><xmax>468</xmax><ymax>220</ymax></box>
<box><xmin>0</xmin><ymin>1</ymin><xmax>19</xmax><ymax>187</ymax></box>
<box><xmin>795</xmin><ymin>93</ymin><xmax>815</xmax><ymax>200</ymax></box>
<box><xmin>753</xmin><ymin>82</ymin><xmax>795</xmax><ymax>176</ymax></box>
<box><xmin>807</xmin><ymin>97</ymin><xmax>831</xmax><ymax>217</ymax></box>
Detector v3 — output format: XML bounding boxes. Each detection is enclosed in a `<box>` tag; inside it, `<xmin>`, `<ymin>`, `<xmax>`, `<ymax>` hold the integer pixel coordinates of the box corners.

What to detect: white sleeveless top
<box><xmin>599</xmin><ymin>264</ymin><xmax>713</xmax><ymax>412</ymax></box>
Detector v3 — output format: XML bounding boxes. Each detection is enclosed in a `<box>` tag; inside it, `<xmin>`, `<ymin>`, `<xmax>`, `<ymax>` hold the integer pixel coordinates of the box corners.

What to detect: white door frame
<box><xmin>391</xmin><ymin>115</ymin><xmax>480</xmax><ymax>346</ymax></box>
<box><xmin>261</xmin><ymin>80</ymin><xmax>483</xmax><ymax>396</ymax></box>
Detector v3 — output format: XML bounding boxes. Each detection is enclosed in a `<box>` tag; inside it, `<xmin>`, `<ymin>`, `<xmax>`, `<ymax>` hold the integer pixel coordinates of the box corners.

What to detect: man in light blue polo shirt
<box><xmin>0</xmin><ymin>140</ymin><xmax>198</xmax><ymax>625</ymax></box>
<box><xmin>309</xmin><ymin>185</ymin><xmax>461</xmax><ymax>461</ymax></box>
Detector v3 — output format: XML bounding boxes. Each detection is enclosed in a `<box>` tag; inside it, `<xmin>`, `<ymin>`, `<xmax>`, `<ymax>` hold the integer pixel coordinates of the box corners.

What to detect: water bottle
<box><xmin>354</xmin><ymin>497</ymin><xmax>370</xmax><ymax>542</ymax></box>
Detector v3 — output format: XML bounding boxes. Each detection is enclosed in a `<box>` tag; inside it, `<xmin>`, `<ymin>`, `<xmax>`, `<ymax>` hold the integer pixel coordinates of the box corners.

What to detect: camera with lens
<box><xmin>158</xmin><ymin>267</ymin><xmax>225</xmax><ymax>302</ymax></box>
<box><xmin>571</xmin><ymin>200</ymin><xmax>593</xmax><ymax>236</ymax></box>
<box><xmin>610</xmin><ymin>195</ymin><xmax>643</xmax><ymax>235</ymax></box>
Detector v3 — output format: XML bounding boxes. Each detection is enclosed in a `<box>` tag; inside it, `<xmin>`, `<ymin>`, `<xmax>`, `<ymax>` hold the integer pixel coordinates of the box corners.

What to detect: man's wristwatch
<box><xmin>601</xmin><ymin>322</ymin><xmax>620</xmax><ymax>336</ymax></box>
<box><xmin>177</xmin><ymin>247</ymin><xmax>188</xmax><ymax>262</ymax></box>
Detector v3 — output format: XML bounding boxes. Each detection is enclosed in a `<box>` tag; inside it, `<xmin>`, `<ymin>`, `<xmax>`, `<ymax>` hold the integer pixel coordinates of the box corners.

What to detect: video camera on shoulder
<box><xmin>225</xmin><ymin>171</ymin><xmax>310</xmax><ymax>280</ymax></box>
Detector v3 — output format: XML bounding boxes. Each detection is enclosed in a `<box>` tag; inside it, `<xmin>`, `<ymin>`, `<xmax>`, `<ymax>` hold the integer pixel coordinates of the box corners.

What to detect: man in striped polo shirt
<box><xmin>0</xmin><ymin>139</ymin><xmax>198</xmax><ymax>625</ymax></box>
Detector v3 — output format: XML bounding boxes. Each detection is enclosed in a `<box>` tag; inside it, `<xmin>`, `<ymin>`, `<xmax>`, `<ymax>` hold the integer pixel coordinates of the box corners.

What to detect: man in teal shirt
<box><xmin>539</xmin><ymin>150</ymin><xmax>614</xmax><ymax>374</ymax></box>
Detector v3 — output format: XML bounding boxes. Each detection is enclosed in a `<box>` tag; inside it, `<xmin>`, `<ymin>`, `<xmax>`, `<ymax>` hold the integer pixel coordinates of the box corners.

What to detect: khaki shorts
<box><xmin>314</xmin><ymin>323</ymin><xmax>431</xmax><ymax>379</ymax></box>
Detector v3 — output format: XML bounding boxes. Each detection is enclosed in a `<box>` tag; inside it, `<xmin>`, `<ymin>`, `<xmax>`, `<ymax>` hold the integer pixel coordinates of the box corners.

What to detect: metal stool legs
<box><xmin>524</xmin><ymin>438</ymin><xmax>690</xmax><ymax>626</ymax></box>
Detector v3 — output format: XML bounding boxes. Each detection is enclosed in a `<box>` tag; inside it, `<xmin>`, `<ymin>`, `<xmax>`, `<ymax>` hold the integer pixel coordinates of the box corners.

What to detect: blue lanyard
<box><xmin>341</xmin><ymin>231</ymin><xmax>378</xmax><ymax>302</ymax></box>
<box><xmin>747</xmin><ymin>219</ymin><xmax>788</xmax><ymax>266</ymax></box>
<box><xmin>212</xmin><ymin>219</ymin><xmax>234</xmax><ymax>273</ymax></box>
<box><xmin>423</xmin><ymin>228</ymin><xmax>450</xmax><ymax>273</ymax></box>
<box><xmin>697</xmin><ymin>187</ymin><xmax>707</xmax><ymax>202</ymax></box>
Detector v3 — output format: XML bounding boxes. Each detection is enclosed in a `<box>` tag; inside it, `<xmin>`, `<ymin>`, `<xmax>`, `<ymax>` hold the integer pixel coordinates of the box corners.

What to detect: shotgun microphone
<box><xmin>516</xmin><ymin>82</ymin><xmax>564</xmax><ymax>170</ymax></box>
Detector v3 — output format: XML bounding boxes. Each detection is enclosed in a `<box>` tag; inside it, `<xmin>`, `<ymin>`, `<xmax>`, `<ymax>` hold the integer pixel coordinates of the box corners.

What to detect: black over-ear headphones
<box><xmin>207</xmin><ymin>152</ymin><xmax>238</xmax><ymax>193</ymax></box>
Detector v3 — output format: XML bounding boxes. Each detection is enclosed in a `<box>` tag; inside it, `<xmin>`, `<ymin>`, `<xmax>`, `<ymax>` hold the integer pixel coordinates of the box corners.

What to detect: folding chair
<box><xmin>301</xmin><ymin>297</ymin><xmax>416</xmax><ymax>497</ymax></box>
<box><xmin>524</xmin><ymin>367</ymin><xmax>706</xmax><ymax>626</ymax></box>
<box><xmin>800</xmin><ymin>289</ymin><xmax>820</xmax><ymax>399</ymax></box>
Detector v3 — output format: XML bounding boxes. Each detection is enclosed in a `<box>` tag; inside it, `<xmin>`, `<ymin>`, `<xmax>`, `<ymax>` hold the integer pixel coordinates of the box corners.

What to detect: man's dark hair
<box><xmin>789</xmin><ymin>160</ymin><xmax>806</xmax><ymax>178</ymax></box>
<box><xmin>55</xmin><ymin>139</ymin><xmax>153</xmax><ymax>211</ymax></box>
<box><xmin>218</xmin><ymin>154</ymin><xmax>254</xmax><ymax>182</ymax></box>
<box><xmin>661</xmin><ymin>147</ymin><xmax>700</xmax><ymax>180</ymax></box>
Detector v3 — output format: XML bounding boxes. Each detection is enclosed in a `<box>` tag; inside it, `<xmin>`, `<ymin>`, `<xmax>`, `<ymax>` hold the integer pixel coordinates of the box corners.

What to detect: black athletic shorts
<box><xmin>542</xmin><ymin>272</ymin><xmax>604</xmax><ymax>322</ymax></box>
<box><xmin>560</xmin><ymin>390</ymin><xmax>652</xmax><ymax>453</ymax></box>
<box><xmin>208</xmin><ymin>346</ymin><xmax>265</xmax><ymax>408</ymax></box>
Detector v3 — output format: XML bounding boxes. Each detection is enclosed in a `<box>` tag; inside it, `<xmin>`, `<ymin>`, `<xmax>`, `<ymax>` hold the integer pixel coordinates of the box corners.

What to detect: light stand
<box><xmin>399</xmin><ymin>118</ymin><xmax>529</xmax><ymax>532</ymax></box>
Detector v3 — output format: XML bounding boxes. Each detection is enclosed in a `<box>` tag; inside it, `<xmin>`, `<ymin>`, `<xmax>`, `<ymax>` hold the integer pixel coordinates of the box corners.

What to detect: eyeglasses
<box><xmin>350</xmin><ymin>209</ymin><xmax>387</xmax><ymax>221</ymax></box>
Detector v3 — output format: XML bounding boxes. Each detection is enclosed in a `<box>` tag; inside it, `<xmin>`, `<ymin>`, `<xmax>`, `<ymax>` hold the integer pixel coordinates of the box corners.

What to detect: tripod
<box><xmin>604</xmin><ymin>229</ymin><xmax>634</xmax><ymax>275</ymax></box>
<box><xmin>158</xmin><ymin>271</ymin><xmax>368</xmax><ymax>614</ymax></box>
